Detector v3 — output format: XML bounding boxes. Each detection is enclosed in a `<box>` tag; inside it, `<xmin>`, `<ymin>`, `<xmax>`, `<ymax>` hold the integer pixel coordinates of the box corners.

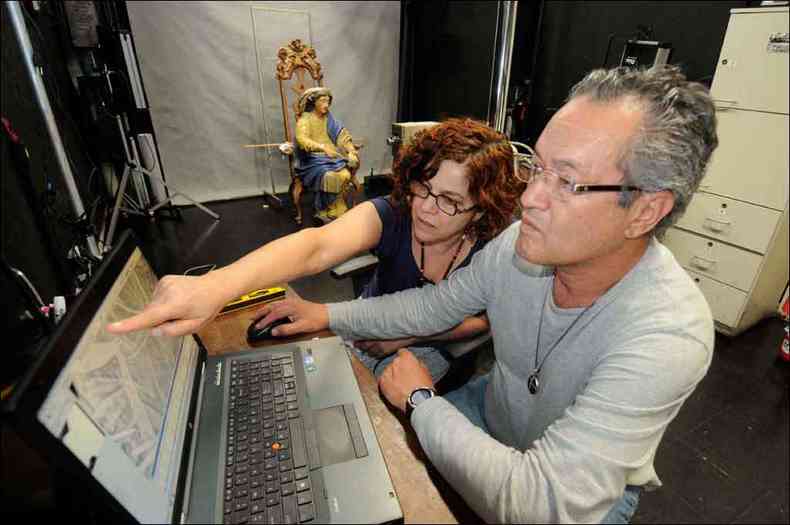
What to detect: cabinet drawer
<box><xmin>686</xmin><ymin>269</ymin><xmax>747</xmax><ymax>328</ymax></box>
<box><xmin>664</xmin><ymin>227</ymin><xmax>762</xmax><ymax>292</ymax></box>
<box><xmin>711</xmin><ymin>10</ymin><xmax>789</xmax><ymax>114</ymax></box>
<box><xmin>700</xmin><ymin>110</ymin><xmax>788</xmax><ymax>211</ymax></box>
<box><xmin>675</xmin><ymin>192</ymin><xmax>782</xmax><ymax>254</ymax></box>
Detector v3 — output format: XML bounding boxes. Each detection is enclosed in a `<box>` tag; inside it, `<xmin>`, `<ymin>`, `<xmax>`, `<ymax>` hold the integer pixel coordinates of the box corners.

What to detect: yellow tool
<box><xmin>219</xmin><ymin>287</ymin><xmax>286</xmax><ymax>314</ymax></box>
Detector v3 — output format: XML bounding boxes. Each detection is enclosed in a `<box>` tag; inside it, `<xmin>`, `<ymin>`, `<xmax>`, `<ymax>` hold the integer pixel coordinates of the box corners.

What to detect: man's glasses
<box><xmin>510</xmin><ymin>142</ymin><xmax>642</xmax><ymax>199</ymax></box>
<box><xmin>409</xmin><ymin>180</ymin><xmax>477</xmax><ymax>216</ymax></box>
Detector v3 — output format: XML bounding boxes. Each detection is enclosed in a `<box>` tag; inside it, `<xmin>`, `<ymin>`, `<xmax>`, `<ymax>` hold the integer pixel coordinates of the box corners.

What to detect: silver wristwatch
<box><xmin>406</xmin><ymin>386</ymin><xmax>437</xmax><ymax>414</ymax></box>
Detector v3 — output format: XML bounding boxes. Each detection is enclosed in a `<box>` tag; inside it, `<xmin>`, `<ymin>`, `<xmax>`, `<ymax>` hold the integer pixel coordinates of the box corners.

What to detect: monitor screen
<box><xmin>36</xmin><ymin>247</ymin><xmax>199</xmax><ymax>523</ymax></box>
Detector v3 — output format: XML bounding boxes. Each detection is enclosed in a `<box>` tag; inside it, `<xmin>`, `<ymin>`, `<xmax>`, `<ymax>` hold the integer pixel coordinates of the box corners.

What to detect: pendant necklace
<box><xmin>528</xmin><ymin>279</ymin><xmax>596</xmax><ymax>395</ymax></box>
<box><xmin>418</xmin><ymin>235</ymin><xmax>466</xmax><ymax>287</ymax></box>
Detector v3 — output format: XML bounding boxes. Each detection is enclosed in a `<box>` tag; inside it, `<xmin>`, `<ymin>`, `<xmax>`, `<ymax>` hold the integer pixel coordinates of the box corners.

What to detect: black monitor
<box><xmin>2</xmin><ymin>230</ymin><xmax>204</xmax><ymax>524</ymax></box>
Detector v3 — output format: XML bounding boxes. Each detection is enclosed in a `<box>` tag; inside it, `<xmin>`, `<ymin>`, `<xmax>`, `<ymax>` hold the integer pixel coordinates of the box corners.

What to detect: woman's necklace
<box><xmin>418</xmin><ymin>235</ymin><xmax>466</xmax><ymax>286</ymax></box>
<box><xmin>528</xmin><ymin>279</ymin><xmax>597</xmax><ymax>395</ymax></box>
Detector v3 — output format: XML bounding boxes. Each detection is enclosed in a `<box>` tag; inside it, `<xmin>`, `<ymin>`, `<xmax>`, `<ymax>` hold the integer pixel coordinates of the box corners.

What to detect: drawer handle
<box><xmin>703</xmin><ymin>217</ymin><xmax>731</xmax><ymax>232</ymax></box>
<box><xmin>691</xmin><ymin>255</ymin><xmax>717</xmax><ymax>271</ymax></box>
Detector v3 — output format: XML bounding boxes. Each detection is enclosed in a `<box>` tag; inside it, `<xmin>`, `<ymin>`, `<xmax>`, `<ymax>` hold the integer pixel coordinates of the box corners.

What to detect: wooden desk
<box><xmin>198</xmin><ymin>299</ymin><xmax>475</xmax><ymax>524</ymax></box>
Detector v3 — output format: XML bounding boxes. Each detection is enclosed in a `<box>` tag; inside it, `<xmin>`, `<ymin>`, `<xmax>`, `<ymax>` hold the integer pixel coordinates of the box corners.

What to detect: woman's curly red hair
<box><xmin>389</xmin><ymin>118</ymin><xmax>525</xmax><ymax>240</ymax></box>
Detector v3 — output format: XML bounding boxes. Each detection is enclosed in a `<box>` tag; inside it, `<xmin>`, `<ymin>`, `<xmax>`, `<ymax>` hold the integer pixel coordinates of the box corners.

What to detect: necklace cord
<box><xmin>419</xmin><ymin>235</ymin><xmax>466</xmax><ymax>284</ymax></box>
<box><xmin>532</xmin><ymin>279</ymin><xmax>596</xmax><ymax>381</ymax></box>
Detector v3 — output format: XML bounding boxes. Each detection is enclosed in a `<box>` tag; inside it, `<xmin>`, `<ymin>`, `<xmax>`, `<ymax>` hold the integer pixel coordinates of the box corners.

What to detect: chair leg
<box><xmin>290</xmin><ymin>178</ymin><xmax>304</xmax><ymax>225</ymax></box>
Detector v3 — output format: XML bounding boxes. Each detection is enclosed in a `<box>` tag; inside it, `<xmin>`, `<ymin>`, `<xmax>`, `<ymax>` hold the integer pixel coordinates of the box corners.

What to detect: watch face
<box><xmin>409</xmin><ymin>388</ymin><xmax>434</xmax><ymax>407</ymax></box>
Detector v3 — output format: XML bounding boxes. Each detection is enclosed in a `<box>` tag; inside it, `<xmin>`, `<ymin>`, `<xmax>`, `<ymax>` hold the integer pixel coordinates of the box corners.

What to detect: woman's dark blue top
<box><xmin>361</xmin><ymin>197</ymin><xmax>484</xmax><ymax>299</ymax></box>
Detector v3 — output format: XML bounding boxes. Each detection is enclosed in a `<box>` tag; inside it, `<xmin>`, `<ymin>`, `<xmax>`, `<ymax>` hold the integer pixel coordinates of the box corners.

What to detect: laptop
<box><xmin>2</xmin><ymin>231</ymin><xmax>403</xmax><ymax>524</ymax></box>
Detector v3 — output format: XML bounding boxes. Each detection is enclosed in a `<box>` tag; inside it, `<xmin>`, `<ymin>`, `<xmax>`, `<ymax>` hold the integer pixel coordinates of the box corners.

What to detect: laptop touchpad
<box><xmin>314</xmin><ymin>404</ymin><xmax>369</xmax><ymax>467</ymax></box>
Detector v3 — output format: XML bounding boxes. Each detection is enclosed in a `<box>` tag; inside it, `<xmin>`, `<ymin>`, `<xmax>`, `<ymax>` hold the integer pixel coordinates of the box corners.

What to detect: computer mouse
<box><xmin>247</xmin><ymin>316</ymin><xmax>291</xmax><ymax>343</ymax></box>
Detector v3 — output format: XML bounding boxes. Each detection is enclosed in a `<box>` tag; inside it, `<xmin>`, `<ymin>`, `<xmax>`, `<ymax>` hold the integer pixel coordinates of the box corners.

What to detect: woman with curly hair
<box><xmin>108</xmin><ymin>118</ymin><xmax>524</xmax><ymax>381</ymax></box>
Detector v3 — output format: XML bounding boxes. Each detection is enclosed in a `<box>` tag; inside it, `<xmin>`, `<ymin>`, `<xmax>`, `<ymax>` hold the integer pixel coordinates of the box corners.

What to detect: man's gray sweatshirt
<box><xmin>328</xmin><ymin>222</ymin><xmax>714</xmax><ymax>523</ymax></box>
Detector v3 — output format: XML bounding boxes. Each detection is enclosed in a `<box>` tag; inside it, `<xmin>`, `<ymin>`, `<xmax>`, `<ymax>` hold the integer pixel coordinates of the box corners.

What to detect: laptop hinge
<box><xmin>179</xmin><ymin>359</ymin><xmax>206</xmax><ymax>524</ymax></box>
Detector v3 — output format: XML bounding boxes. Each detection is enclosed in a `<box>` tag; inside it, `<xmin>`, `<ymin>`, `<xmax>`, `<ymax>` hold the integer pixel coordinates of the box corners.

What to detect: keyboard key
<box><xmin>296</xmin><ymin>492</ymin><xmax>312</xmax><ymax>506</ymax></box>
<box><xmin>298</xmin><ymin>502</ymin><xmax>315</xmax><ymax>523</ymax></box>
<box><xmin>267</xmin><ymin>503</ymin><xmax>282</xmax><ymax>524</ymax></box>
<box><xmin>282</xmin><ymin>494</ymin><xmax>297</xmax><ymax>524</ymax></box>
<box><xmin>295</xmin><ymin>480</ymin><xmax>309</xmax><ymax>493</ymax></box>
<box><xmin>294</xmin><ymin>467</ymin><xmax>308</xmax><ymax>481</ymax></box>
<box><xmin>280</xmin><ymin>471</ymin><xmax>293</xmax><ymax>484</ymax></box>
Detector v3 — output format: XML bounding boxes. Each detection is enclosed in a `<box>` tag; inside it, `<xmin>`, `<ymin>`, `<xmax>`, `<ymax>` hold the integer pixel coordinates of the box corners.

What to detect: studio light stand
<box><xmin>104</xmin><ymin>114</ymin><xmax>220</xmax><ymax>252</ymax></box>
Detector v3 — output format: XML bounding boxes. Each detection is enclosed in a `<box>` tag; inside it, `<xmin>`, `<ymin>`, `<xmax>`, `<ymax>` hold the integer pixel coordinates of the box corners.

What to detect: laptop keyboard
<box><xmin>223</xmin><ymin>354</ymin><xmax>317</xmax><ymax>524</ymax></box>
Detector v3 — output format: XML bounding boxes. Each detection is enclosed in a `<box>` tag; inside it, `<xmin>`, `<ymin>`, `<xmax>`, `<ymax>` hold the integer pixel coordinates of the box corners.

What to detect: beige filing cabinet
<box><xmin>663</xmin><ymin>6</ymin><xmax>789</xmax><ymax>336</ymax></box>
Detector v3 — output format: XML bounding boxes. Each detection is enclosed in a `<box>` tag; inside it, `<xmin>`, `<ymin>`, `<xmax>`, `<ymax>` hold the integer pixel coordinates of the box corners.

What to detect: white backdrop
<box><xmin>127</xmin><ymin>1</ymin><xmax>400</xmax><ymax>204</ymax></box>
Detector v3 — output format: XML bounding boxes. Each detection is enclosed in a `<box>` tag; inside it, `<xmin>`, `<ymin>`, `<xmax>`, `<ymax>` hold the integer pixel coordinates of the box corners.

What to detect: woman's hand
<box><xmin>354</xmin><ymin>337</ymin><xmax>417</xmax><ymax>358</ymax></box>
<box><xmin>250</xmin><ymin>295</ymin><xmax>329</xmax><ymax>337</ymax></box>
<box><xmin>106</xmin><ymin>273</ymin><xmax>230</xmax><ymax>337</ymax></box>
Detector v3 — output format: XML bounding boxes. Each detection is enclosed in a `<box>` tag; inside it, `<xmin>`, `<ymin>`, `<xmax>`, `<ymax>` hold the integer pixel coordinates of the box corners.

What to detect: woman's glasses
<box><xmin>409</xmin><ymin>180</ymin><xmax>477</xmax><ymax>216</ymax></box>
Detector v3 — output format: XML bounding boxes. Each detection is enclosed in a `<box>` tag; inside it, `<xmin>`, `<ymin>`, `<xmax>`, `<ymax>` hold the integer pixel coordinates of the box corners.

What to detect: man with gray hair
<box><xmin>258</xmin><ymin>66</ymin><xmax>719</xmax><ymax>523</ymax></box>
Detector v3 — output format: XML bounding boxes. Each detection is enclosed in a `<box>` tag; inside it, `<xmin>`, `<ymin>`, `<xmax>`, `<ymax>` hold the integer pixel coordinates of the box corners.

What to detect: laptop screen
<box><xmin>35</xmin><ymin>246</ymin><xmax>200</xmax><ymax>523</ymax></box>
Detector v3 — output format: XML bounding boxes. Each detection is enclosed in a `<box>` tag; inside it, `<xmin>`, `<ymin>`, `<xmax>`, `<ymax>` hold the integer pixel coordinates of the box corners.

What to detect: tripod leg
<box><xmin>150</xmin><ymin>192</ymin><xmax>220</xmax><ymax>220</ymax></box>
<box><xmin>105</xmin><ymin>164</ymin><xmax>132</xmax><ymax>252</ymax></box>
